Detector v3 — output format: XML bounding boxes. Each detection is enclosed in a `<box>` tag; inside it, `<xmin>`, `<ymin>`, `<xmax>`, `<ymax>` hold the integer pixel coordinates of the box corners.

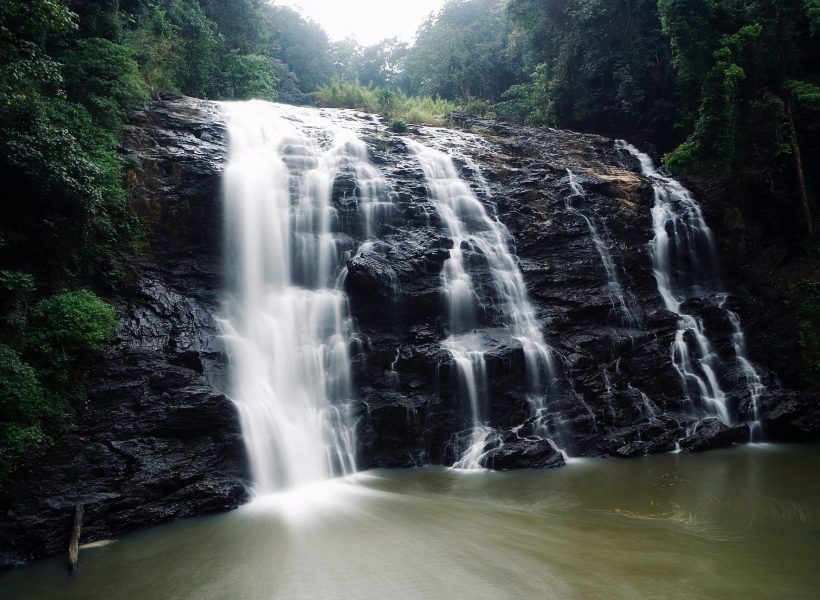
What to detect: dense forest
<box><xmin>0</xmin><ymin>0</ymin><xmax>818</xmax><ymax>479</ymax></box>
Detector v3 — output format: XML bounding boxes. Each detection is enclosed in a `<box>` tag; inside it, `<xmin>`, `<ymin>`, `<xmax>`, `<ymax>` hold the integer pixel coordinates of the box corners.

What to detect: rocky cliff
<box><xmin>0</xmin><ymin>98</ymin><xmax>249</xmax><ymax>568</ymax></box>
<box><xmin>1</xmin><ymin>96</ymin><xmax>817</xmax><ymax>567</ymax></box>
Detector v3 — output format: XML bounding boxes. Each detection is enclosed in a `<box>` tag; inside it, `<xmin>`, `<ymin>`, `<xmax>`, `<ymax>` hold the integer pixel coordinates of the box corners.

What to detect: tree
<box><xmin>358</xmin><ymin>38</ymin><xmax>409</xmax><ymax>88</ymax></box>
<box><xmin>504</xmin><ymin>0</ymin><xmax>676</xmax><ymax>137</ymax></box>
<box><xmin>263</xmin><ymin>5</ymin><xmax>333</xmax><ymax>92</ymax></box>
<box><xmin>659</xmin><ymin>0</ymin><xmax>819</xmax><ymax>236</ymax></box>
<box><xmin>0</xmin><ymin>0</ymin><xmax>77</xmax><ymax>108</ymax></box>
<box><xmin>61</xmin><ymin>37</ymin><xmax>148</xmax><ymax>131</ymax></box>
<box><xmin>403</xmin><ymin>0</ymin><xmax>525</xmax><ymax>101</ymax></box>
<box><xmin>330</xmin><ymin>38</ymin><xmax>363</xmax><ymax>82</ymax></box>
<box><xmin>221</xmin><ymin>52</ymin><xmax>278</xmax><ymax>100</ymax></box>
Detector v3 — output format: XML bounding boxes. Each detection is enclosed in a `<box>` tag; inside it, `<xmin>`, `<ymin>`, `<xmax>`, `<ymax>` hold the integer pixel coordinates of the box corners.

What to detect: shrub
<box><xmin>390</xmin><ymin>119</ymin><xmax>409</xmax><ymax>133</ymax></box>
<box><xmin>459</xmin><ymin>97</ymin><xmax>495</xmax><ymax>117</ymax></box>
<box><xmin>312</xmin><ymin>80</ymin><xmax>380</xmax><ymax>113</ymax></box>
<box><xmin>221</xmin><ymin>52</ymin><xmax>278</xmax><ymax>100</ymax></box>
<box><xmin>26</xmin><ymin>290</ymin><xmax>118</xmax><ymax>361</ymax></box>
<box><xmin>61</xmin><ymin>38</ymin><xmax>148</xmax><ymax>132</ymax></box>
<box><xmin>0</xmin><ymin>345</ymin><xmax>46</xmax><ymax>423</ymax></box>
<box><xmin>395</xmin><ymin>95</ymin><xmax>457</xmax><ymax>126</ymax></box>
<box><xmin>1</xmin><ymin>97</ymin><xmax>139</xmax><ymax>288</ymax></box>
<box><xmin>312</xmin><ymin>81</ymin><xmax>459</xmax><ymax>126</ymax></box>
<box><xmin>0</xmin><ymin>344</ymin><xmax>58</xmax><ymax>479</ymax></box>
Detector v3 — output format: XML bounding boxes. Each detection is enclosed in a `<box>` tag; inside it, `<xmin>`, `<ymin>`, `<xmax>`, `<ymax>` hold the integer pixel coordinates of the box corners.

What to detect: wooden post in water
<box><xmin>67</xmin><ymin>504</ymin><xmax>84</xmax><ymax>574</ymax></box>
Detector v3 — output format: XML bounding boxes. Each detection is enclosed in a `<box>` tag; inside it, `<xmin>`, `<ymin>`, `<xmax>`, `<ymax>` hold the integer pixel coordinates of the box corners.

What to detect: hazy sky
<box><xmin>275</xmin><ymin>0</ymin><xmax>448</xmax><ymax>46</ymax></box>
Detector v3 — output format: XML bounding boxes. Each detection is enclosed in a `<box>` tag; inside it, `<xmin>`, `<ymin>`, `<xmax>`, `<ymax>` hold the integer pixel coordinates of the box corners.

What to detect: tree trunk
<box><xmin>786</xmin><ymin>100</ymin><xmax>814</xmax><ymax>237</ymax></box>
<box><xmin>67</xmin><ymin>504</ymin><xmax>84</xmax><ymax>574</ymax></box>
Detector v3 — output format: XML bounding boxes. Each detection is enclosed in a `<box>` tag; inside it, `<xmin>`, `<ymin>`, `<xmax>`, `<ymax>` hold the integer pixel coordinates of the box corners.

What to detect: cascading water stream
<box><xmin>617</xmin><ymin>141</ymin><xmax>765</xmax><ymax>429</ymax></box>
<box><xmin>565</xmin><ymin>170</ymin><xmax>637</xmax><ymax>326</ymax></box>
<box><xmin>720</xmin><ymin>296</ymin><xmax>766</xmax><ymax>439</ymax></box>
<box><xmin>220</xmin><ymin>101</ymin><xmax>384</xmax><ymax>494</ymax></box>
<box><xmin>406</xmin><ymin>139</ymin><xmax>556</xmax><ymax>468</ymax></box>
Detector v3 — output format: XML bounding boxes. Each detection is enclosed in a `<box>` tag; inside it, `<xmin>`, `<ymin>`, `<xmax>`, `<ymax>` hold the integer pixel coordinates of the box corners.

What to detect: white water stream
<box><xmin>215</xmin><ymin>102</ymin><xmax>766</xmax><ymax>491</ymax></box>
<box><xmin>219</xmin><ymin>101</ymin><xmax>388</xmax><ymax>493</ymax></box>
<box><xmin>617</xmin><ymin>141</ymin><xmax>765</xmax><ymax>429</ymax></box>
<box><xmin>406</xmin><ymin>139</ymin><xmax>556</xmax><ymax>468</ymax></box>
<box><xmin>566</xmin><ymin>170</ymin><xmax>637</xmax><ymax>326</ymax></box>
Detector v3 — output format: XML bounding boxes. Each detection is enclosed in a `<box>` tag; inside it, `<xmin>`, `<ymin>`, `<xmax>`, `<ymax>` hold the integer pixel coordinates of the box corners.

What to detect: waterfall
<box><xmin>720</xmin><ymin>297</ymin><xmax>766</xmax><ymax>439</ymax></box>
<box><xmin>616</xmin><ymin>141</ymin><xmax>765</xmax><ymax>429</ymax></box>
<box><xmin>565</xmin><ymin>170</ymin><xmax>637</xmax><ymax>326</ymax></box>
<box><xmin>220</xmin><ymin>101</ymin><xmax>376</xmax><ymax>494</ymax></box>
<box><xmin>406</xmin><ymin>139</ymin><xmax>555</xmax><ymax>468</ymax></box>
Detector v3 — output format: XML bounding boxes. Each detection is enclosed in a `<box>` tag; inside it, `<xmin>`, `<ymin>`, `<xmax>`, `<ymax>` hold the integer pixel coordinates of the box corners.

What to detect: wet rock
<box><xmin>679</xmin><ymin>418</ymin><xmax>749</xmax><ymax>453</ymax></box>
<box><xmin>1</xmin><ymin>96</ymin><xmax>816</xmax><ymax>567</ymax></box>
<box><xmin>615</xmin><ymin>441</ymin><xmax>649</xmax><ymax>457</ymax></box>
<box><xmin>0</xmin><ymin>96</ymin><xmax>248</xmax><ymax>569</ymax></box>
<box><xmin>484</xmin><ymin>438</ymin><xmax>566</xmax><ymax>470</ymax></box>
<box><xmin>759</xmin><ymin>388</ymin><xmax>820</xmax><ymax>441</ymax></box>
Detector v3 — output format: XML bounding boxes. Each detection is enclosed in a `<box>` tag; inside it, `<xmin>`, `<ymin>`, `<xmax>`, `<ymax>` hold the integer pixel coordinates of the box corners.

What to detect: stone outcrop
<box><xmin>0</xmin><ymin>97</ymin><xmax>249</xmax><ymax>568</ymax></box>
<box><xmin>1</xmin><ymin>96</ymin><xmax>817</xmax><ymax>567</ymax></box>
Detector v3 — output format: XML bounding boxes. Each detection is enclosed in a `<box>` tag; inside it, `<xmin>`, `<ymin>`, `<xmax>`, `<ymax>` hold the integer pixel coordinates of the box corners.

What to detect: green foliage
<box><xmin>390</xmin><ymin>120</ymin><xmax>409</xmax><ymax>134</ymax></box>
<box><xmin>497</xmin><ymin>63</ymin><xmax>554</xmax><ymax>125</ymax></box>
<box><xmin>0</xmin><ymin>346</ymin><xmax>46</xmax><ymax>423</ymax></box>
<box><xmin>0</xmin><ymin>271</ymin><xmax>35</xmax><ymax>343</ymax></box>
<box><xmin>395</xmin><ymin>95</ymin><xmax>459</xmax><ymax>126</ymax></box>
<box><xmin>505</xmin><ymin>0</ymin><xmax>676</xmax><ymax>137</ymax></box>
<box><xmin>313</xmin><ymin>81</ymin><xmax>460</xmax><ymax>126</ymax></box>
<box><xmin>789</xmin><ymin>80</ymin><xmax>820</xmax><ymax>108</ymax></box>
<box><xmin>0</xmin><ymin>287</ymin><xmax>114</xmax><ymax>478</ymax></box>
<box><xmin>403</xmin><ymin>0</ymin><xmax>524</xmax><ymax>102</ymax></box>
<box><xmin>0</xmin><ymin>344</ymin><xmax>60</xmax><ymax>479</ymax></box>
<box><xmin>116</xmin><ymin>0</ymin><xmax>286</xmax><ymax>101</ymax></box>
<box><xmin>165</xmin><ymin>0</ymin><xmax>224</xmax><ymax>98</ymax></box>
<box><xmin>264</xmin><ymin>5</ymin><xmax>333</xmax><ymax>93</ymax></box>
<box><xmin>1</xmin><ymin>95</ymin><xmax>138</xmax><ymax>288</ymax></box>
<box><xmin>221</xmin><ymin>52</ymin><xmax>278</xmax><ymax>101</ymax></box>
<box><xmin>0</xmin><ymin>0</ymin><xmax>77</xmax><ymax>108</ymax></box>
<box><xmin>66</xmin><ymin>0</ymin><xmax>120</xmax><ymax>40</ymax></box>
<box><xmin>61</xmin><ymin>37</ymin><xmax>148</xmax><ymax>131</ymax></box>
<box><xmin>0</xmin><ymin>272</ymin><xmax>35</xmax><ymax>303</ymax></box>
<box><xmin>313</xmin><ymin>80</ymin><xmax>381</xmax><ymax>113</ymax></box>
<box><xmin>358</xmin><ymin>38</ymin><xmax>409</xmax><ymax>88</ymax></box>
<box><xmin>458</xmin><ymin>97</ymin><xmax>495</xmax><ymax>118</ymax></box>
<box><xmin>26</xmin><ymin>290</ymin><xmax>117</xmax><ymax>360</ymax></box>
<box><xmin>663</xmin><ymin>140</ymin><xmax>706</xmax><ymax>173</ymax></box>
<box><xmin>23</xmin><ymin>289</ymin><xmax>116</xmax><ymax>421</ymax></box>
<box><xmin>657</xmin><ymin>0</ymin><xmax>719</xmax><ymax>106</ymax></box>
<box><xmin>805</xmin><ymin>0</ymin><xmax>820</xmax><ymax>34</ymax></box>
<box><xmin>657</xmin><ymin>2</ymin><xmax>819</xmax><ymax>183</ymax></box>
<box><xmin>120</xmin><ymin>2</ymin><xmax>184</xmax><ymax>95</ymax></box>
<box><xmin>0</xmin><ymin>423</ymin><xmax>48</xmax><ymax>477</ymax></box>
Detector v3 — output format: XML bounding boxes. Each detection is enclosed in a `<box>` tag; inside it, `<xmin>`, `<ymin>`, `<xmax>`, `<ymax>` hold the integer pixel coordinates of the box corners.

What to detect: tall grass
<box><xmin>312</xmin><ymin>80</ymin><xmax>461</xmax><ymax>127</ymax></box>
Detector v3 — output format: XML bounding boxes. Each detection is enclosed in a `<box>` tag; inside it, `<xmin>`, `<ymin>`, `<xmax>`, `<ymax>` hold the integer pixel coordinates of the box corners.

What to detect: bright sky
<box><xmin>274</xmin><ymin>0</ymin><xmax>448</xmax><ymax>46</ymax></box>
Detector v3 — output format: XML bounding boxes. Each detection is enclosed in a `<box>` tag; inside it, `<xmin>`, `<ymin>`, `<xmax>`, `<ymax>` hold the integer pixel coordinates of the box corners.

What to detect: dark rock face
<box><xmin>345</xmin><ymin>115</ymin><xmax>817</xmax><ymax>469</ymax></box>
<box><xmin>2</xmin><ymin>97</ymin><xmax>818</xmax><ymax>566</ymax></box>
<box><xmin>678</xmin><ymin>418</ymin><xmax>750</xmax><ymax>452</ymax></box>
<box><xmin>484</xmin><ymin>436</ymin><xmax>565</xmax><ymax>470</ymax></box>
<box><xmin>0</xmin><ymin>96</ymin><xmax>249</xmax><ymax>568</ymax></box>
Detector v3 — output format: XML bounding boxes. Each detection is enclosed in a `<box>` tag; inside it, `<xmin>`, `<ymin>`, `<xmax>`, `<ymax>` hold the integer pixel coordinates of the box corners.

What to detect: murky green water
<box><xmin>2</xmin><ymin>443</ymin><xmax>819</xmax><ymax>599</ymax></box>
